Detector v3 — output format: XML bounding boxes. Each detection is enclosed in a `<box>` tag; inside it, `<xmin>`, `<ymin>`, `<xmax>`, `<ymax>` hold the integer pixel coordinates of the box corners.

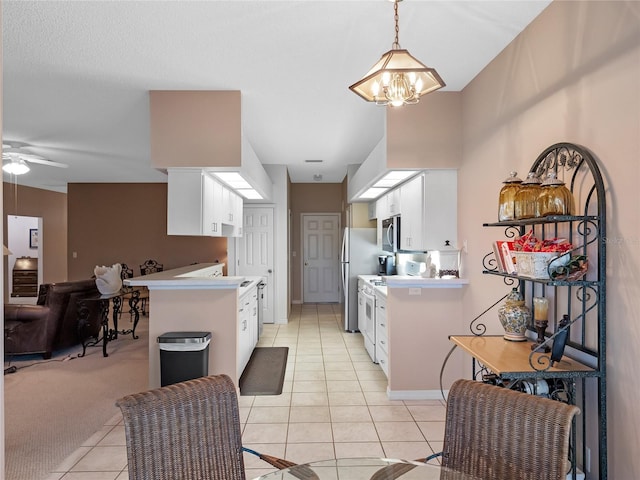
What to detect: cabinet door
<box><xmin>375</xmin><ymin>294</ymin><xmax>389</xmax><ymax>377</ymax></box>
<box><xmin>202</xmin><ymin>173</ymin><xmax>224</xmax><ymax>237</ymax></box>
<box><xmin>167</xmin><ymin>169</ymin><xmax>205</xmax><ymax>235</ymax></box>
<box><xmin>399</xmin><ymin>175</ymin><xmax>424</xmax><ymax>250</ymax></box>
<box><xmin>232</xmin><ymin>192</ymin><xmax>244</xmax><ymax>237</ymax></box>
<box><xmin>387</xmin><ymin>189</ymin><xmax>401</xmax><ymax>216</ymax></box>
<box><xmin>368</xmin><ymin>201</ymin><xmax>377</xmax><ymax>220</ymax></box>
<box><xmin>376</xmin><ymin>195</ymin><xmax>389</xmax><ymax>220</ymax></box>
<box><xmin>238</xmin><ymin>294</ymin><xmax>254</xmax><ymax>378</ymax></box>
<box><xmin>422</xmin><ymin>170</ymin><xmax>457</xmax><ymax>250</ymax></box>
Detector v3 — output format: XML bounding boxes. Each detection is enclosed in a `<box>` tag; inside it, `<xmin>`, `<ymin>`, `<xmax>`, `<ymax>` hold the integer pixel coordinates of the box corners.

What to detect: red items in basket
<box><xmin>512</xmin><ymin>230</ymin><xmax>573</xmax><ymax>253</ymax></box>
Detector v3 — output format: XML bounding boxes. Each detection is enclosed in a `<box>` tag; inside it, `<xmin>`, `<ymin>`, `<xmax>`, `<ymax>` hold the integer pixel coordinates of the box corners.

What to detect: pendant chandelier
<box><xmin>349</xmin><ymin>0</ymin><xmax>445</xmax><ymax>107</ymax></box>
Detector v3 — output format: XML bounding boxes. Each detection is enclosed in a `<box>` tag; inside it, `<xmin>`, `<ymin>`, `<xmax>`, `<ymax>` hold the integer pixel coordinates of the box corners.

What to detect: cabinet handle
<box><xmin>380</xmin><ymin>305</ymin><xmax>385</xmax><ymax>310</ymax></box>
<box><xmin>380</xmin><ymin>323</ymin><xmax>385</xmax><ymax>327</ymax></box>
<box><xmin>379</xmin><ymin>340</ymin><xmax>385</xmax><ymax>345</ymax></box>
<box><xmin>379</xmin><ymin>359</ymin><xmax>385</xmax><ymax>364</ymax></box>
<box><xmin>242</xmin><ymin>320</ymin><xmax>247</xmax><ymax>331</ymax></box>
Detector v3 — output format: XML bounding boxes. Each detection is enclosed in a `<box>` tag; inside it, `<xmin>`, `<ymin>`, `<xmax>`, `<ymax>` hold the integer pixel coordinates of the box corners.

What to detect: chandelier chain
<box><xmin>392</xmin><ymin>0</ymin><xmax>401</xmax><ymax>49</ymax></box>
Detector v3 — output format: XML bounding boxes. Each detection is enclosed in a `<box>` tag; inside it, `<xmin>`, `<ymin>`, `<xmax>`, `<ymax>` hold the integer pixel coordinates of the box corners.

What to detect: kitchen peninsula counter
<box><xmin>358</xmin><ymin>274</ymin><xmax>468</xmax><ymax>400</ymax></box>
<box><xmin>124</xmin><ymin>263</ymin><xmax>262</xmax><ymax>388</ymax></box>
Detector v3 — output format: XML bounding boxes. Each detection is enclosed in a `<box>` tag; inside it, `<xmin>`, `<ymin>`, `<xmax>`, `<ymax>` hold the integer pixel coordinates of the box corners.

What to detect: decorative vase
<box><xmin>498</xmin><ymin>288</ymin><xmax>531</xmax><ymax>341</ymax></box>
<box><xmin>498</xmin><ymin>171</ymin><xmax>523</xmax><ymax>221</ymax></box>
<box><xmin>514</xmin><ymin>172</ymin><xmax>542</xmax><ymax>219</ymax></box>
<box><xmin>537</xmin><ymin>172</ymin><xmax>576</xmax><ymax>216</ymax></box>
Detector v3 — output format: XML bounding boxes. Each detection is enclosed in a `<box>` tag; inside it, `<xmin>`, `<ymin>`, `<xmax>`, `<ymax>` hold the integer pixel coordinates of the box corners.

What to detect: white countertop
<box><xmin>124</xmin><ymin>263</ymin><xmax>262</xmax><ymax>293</ymax></box>
<box><xmin>358</xmin><ymin>274</ymin><xmax>469</xmax><ymax>291</ymax></box>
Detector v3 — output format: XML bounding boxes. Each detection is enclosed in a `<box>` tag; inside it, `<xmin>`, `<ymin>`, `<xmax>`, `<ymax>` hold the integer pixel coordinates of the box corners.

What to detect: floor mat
<box><xmin>239</xmin><ymin>347</ymin><xmax>289</xmax><ymax>395</ymax></box>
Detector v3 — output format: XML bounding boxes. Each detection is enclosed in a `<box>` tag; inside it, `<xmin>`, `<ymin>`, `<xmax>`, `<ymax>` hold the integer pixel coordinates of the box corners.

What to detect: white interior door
<box><xmin>302</xmin><ymin>214</ymin><xmax>340</xmax><ymax>303</ymax></box>
<box><xmin>238</xmin><ymin>207</ymin><xmax>274</xmax><ymax>323</ymax></box>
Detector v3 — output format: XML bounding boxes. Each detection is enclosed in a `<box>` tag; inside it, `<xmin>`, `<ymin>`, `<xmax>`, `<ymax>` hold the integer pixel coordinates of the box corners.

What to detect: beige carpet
<box><xmin>4</xmin><ymin>317</ymin><xmax>149</xmax><ymax>480</ymax></box>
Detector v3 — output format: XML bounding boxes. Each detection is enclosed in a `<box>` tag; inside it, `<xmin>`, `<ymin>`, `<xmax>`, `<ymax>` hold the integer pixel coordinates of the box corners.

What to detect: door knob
<box><xmin>304</xmin><ymin>262</ymin><xmax>308</xmax><ymax>266</ymax></box>
<box><xmin>268</xmin><ymin>269</ymin><xmax>273</xmax><ymax>273</ymax></box>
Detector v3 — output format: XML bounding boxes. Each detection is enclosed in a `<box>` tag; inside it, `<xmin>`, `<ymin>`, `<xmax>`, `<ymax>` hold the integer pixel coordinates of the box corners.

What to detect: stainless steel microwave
<box><xmin>381</xmin><ymin>216</ymin><xmax>400</xmax><ymax>253</ymax></box>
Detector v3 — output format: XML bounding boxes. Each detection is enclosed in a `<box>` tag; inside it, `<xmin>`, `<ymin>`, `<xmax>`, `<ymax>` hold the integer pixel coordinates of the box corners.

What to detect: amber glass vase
<box><xmin>537</xmin><ymin>172</ymin><xmax>576</xmax><ymax>216</ymax></box>
<box><xmin>498</xmin><ymin>171</ymin><xmax>522</xmax><ymax>221</ymax></box>
<box><xmin>514</xmin><ymin>172</ymin><xmax>542</xmax><ymax>219</ymax></box>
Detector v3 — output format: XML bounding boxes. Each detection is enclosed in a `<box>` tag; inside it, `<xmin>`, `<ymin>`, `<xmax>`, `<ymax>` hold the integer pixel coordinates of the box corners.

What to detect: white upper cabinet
<box><xmin>167</xmin><ymin>169</ymin><xmax>243</xmax><ymax>237</ymax></box>
<box><xmin>398</xmin><ymin>170</ymin><xmax>458</xmax><ymax>251</ymax></box>
<box><xmin>376</xmin><ymin>188</ymin><xmax>402</xmax><ymax>219</ymax></box>
<box><xmin>422</xmin><ymin>169</ymin><xmax>457</xmax><ymax>250</ymax></box>
<box><xmin>399</xmin><ymin>175</ymin><xmax>424</xmax><ymax>250</ymax></box>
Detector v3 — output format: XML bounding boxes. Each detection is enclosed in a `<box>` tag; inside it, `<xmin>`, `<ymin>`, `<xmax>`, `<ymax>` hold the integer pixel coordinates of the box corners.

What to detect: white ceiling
<box><xmin>2</xmin><ymin>0</ymin><xmax>551</xmax><ymax>193</ymax></box>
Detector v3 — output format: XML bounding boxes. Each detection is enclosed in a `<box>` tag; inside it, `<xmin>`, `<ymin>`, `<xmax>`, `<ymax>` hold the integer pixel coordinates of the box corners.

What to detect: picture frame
<box><xmin>29</xmin><ymin>228</ymin><xmax>39</xmax><ymax>249</ymax></box>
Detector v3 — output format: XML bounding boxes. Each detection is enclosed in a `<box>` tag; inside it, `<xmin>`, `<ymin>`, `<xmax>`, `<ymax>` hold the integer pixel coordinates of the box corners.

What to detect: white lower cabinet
<box><xmin>237</xmin><ymin>285</ymin><xmax>258</xmax><ymax>379</ymax></box>
<box><xmin>375</xmin><ymin>292</ymin><xmax>389</xmax><ymax>378</ymax></box>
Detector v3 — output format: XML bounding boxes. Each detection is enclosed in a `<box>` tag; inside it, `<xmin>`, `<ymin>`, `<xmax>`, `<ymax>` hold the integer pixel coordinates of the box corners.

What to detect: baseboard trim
<box><xmin>387</xmin><ymin>388</ymin><xmax>448</xmax><ymax>402</ymax></box>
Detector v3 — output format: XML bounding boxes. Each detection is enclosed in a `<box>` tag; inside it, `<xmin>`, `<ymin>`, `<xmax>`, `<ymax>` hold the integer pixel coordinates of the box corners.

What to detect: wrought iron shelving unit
<box><xmin>450</xmin><ymin>143</ymin><xmax>607</xmax><ymax>479</ymax></box>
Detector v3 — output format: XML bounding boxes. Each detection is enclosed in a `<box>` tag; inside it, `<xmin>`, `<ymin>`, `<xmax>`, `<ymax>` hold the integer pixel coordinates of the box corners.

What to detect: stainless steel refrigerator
<box><xmin>340</xmin><ymin>227</ymin><xmax>379</xmax><ymax>332</ymax></box>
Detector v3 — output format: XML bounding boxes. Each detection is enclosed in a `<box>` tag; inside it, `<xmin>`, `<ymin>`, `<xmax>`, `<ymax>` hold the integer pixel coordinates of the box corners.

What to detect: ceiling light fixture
<box><xmin>212</xmin><ymin>171</ymin><xmax>264</xmax><ymax>200</ymax></box>
<box><xmin>2</xmin><ymin>158</ymin><xmax>30</xmax><ymax>175</ymax></box>
<box><xmin>349</xmin><ymin>0</ymin><xmax>445</xmax><ymax>107</ymax></box>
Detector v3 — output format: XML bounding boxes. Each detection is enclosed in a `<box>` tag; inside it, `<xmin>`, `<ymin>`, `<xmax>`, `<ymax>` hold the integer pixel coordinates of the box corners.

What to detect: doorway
<box><xmin>7</xmin><ymin>215</ymin><xmax>43</xmax><ymax>305</ymax></box>
<box><xmin>301</xmin><ymin>213</ymin><xmax>340</xmax><ymax>303</ymax></box>
<box><xmin>237</xmin><ymin>206</ymin><xmax>275</xmax><ymax>323</ymax></box>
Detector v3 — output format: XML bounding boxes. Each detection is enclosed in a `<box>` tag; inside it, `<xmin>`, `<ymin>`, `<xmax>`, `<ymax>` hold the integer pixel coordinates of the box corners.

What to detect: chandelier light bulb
<box><xmin>349</xmin><ymin>0</ymin><xmax>445</xmax><ymax>107</ymax></box>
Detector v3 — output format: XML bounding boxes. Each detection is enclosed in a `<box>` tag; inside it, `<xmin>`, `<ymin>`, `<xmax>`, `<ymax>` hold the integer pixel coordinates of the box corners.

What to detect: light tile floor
<box><xmin>45</xmin><ymin>303</ymin><xmax>446</xmax><ymax>480</ymax></box>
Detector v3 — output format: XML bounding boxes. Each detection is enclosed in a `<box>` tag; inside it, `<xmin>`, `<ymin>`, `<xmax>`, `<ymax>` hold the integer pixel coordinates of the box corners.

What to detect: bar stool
<box><xmin>138</xmin><ymin>259</ymin><xmax>163</xmax><ymax>315</ymax></box>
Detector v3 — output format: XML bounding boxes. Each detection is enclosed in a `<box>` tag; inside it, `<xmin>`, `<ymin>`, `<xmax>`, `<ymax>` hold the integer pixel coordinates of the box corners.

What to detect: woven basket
<box><xmin>512</xmin><ymin>251</ymin><xmax>570</xmax><ymax>279</ymax></box>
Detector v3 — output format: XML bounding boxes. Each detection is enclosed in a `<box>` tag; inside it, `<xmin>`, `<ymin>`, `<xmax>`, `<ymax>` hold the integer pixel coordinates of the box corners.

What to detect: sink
<box><xmin>240</xmin><ymin>280</ymin><xmax>252</xmax><ymax>287</ymax></box>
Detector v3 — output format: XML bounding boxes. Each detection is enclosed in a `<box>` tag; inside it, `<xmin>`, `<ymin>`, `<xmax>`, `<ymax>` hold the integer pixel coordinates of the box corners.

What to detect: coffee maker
<box><xmin>378</xmin><ymin>255</ymin><xmax>396</xmax><ymax>276</ymax></box>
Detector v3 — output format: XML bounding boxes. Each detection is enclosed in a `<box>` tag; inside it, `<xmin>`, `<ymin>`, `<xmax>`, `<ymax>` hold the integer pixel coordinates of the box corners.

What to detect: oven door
<box><xmin>362</xmin><ymin>289</ymin><xmax>377</xmax><ymax>363</ymax></box>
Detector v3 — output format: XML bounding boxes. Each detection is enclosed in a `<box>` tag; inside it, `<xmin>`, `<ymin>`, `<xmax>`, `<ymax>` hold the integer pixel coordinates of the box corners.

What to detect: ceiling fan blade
<box><xmin>2</xmin><ymin>148</ymin><xmax>68</xmax><ymax>168</ymax></box>
<box><xmin>23</xmin><ymin>157</ymin><xmax>69</xmax><ymax>168</ymax></box>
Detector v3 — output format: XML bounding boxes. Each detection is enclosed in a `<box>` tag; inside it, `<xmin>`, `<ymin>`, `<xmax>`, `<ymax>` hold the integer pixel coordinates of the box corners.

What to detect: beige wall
<box><xmin>387</xmin><ymin>91</ymin><xmax>462</xmax><ymax>168</ymax></box>
<box><xmin>67</xmin><ymin>183</ymin><xmax>228</xmax><ymax>280</ymax></box>
<box><xmin>459</xmin><ymin>1</ymin><xmax>640</xmax><ymax>477</ymax></box>
<box><xmin>149</xmin><ymin>90</ymin><xmax>242</xmax><ymax>168</ymax></box>
<box><xmin>3</xmin><ymin>183</ymin><xmax>68</xmax><ymax>293</ymax></box>
<box><xmin>290</xmin><ymin>183</ymin><xmax>344</xmax><ymax>302</ymax></box>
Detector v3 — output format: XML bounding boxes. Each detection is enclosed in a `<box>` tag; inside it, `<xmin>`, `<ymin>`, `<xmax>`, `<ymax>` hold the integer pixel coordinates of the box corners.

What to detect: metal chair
<box><xmin>138</xmin><ymin>260</ymin><xmax>162</xmax><ymax>315</ymax></box>
<box><xmin>139</xmin><ymin>259</ymin><xmax>163</xmax><ymax>276</ymax></box>
<box><xmin>116</xmin><ymin>374</ymin><xmax>303</xmax><ymax>480</ymax></box>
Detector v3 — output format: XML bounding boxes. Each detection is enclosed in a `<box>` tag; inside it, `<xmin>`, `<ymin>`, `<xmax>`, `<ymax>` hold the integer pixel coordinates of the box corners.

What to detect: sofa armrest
<box><xmin>4</xmin><ymin>304</ymin><xmax>51</xmax><ymax>323</ymax></box>
<box><xmin>4</xmin><ymin>304</ymin><xmax>53</xmax><ymax>359</ymax></box>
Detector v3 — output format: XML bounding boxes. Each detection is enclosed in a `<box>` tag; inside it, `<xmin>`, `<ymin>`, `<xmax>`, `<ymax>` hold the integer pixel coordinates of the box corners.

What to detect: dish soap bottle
<box><xmin>498</xmin><ymin>171</ymin><xmax>522</xmax><ymax>221</ymax></box>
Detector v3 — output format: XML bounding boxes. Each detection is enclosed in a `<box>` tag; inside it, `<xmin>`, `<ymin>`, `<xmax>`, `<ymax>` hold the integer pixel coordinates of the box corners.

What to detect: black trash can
<box><xmin>157</xmin><ymin>331</ymin><xmax>212</xmax><ymax>386</ymax></box>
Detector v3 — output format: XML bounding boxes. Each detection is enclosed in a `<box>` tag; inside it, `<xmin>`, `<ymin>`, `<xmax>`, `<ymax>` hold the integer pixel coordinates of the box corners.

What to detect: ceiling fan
<box><xmin>2</xmin><ymin>142</ymin><xmax>69</xmax><ymax>175</ymax></box>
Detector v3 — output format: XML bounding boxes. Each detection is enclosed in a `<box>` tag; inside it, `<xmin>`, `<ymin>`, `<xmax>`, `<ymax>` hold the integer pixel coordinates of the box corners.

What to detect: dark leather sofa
<box><xmin>5</xmin><ymin>279</ymin><xmax>102</xmax><ymax>359</ymax></box>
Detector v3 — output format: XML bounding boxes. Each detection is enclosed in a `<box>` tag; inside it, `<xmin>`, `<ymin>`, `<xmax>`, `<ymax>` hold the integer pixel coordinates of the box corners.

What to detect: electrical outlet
<box><xmin>72</xmin><ymin>251</ymin><xmax>77</xmax><ymax>258</ymax></box>
<box><xmin>408</xmin><ymin>288</ymin><xmax>421</xmax><ymax>296</ymax></box>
